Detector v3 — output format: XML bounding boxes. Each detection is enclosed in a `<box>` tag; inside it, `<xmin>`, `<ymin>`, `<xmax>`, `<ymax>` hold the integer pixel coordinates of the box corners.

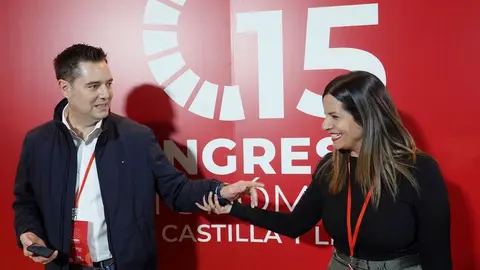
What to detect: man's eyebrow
<box><xmin>85</xmin><ymin>81</ymin><xmax>101</xmax><ymax>86</ymax></box>
<box><xmin>85</xmin><ymin>79</ymin><xmax>113</xmax><ymax>86</ymax></box>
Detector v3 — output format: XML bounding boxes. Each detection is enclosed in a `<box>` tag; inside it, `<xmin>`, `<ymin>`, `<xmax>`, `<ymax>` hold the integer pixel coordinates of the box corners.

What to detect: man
<box><xmin>12</xmin><ymin>43</ymin><xmax>262</xmax><ymax>270</ymax></box>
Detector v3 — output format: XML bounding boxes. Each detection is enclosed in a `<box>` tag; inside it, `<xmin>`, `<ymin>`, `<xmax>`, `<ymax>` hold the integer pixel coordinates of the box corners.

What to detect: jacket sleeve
<box><xmin>12</xmin><ymin>133</ymin><xmax>46</xmax><ymax>249</ymax></box>
<box><xmin>146</xmin><ymin>130</ymin><xmax>222</xmax><ymax>212</ymax></box>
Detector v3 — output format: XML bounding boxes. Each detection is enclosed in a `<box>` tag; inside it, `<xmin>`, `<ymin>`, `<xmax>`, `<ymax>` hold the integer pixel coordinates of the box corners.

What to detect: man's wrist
<box><xmin>216</xmin><ymin>182</ymin><xmax>228</xmax><ymax>198</ymax></box>
<box><xmin>215</xmin><ymin>182</ymin><xmax>230</xmax><ymax>205</ymax></box>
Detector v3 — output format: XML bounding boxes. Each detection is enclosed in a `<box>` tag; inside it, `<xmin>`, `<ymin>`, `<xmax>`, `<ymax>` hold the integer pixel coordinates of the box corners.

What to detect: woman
<box><xmin>197</xmin><ymin>71</ymin><xmax>452</xmax><ymax>270</ymax></box>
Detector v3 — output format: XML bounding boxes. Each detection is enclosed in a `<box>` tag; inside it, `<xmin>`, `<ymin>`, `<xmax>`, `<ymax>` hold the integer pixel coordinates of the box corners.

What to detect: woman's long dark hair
<box><xmin>315</xmin><ymin>71</ymin><xmax>418</xmax><ymax>208</ymax></box>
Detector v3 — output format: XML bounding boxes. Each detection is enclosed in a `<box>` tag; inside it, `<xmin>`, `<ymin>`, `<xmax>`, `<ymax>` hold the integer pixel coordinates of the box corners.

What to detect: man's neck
<box><xmin>65</xmin><ymin>109</ymin><xmax>97</xmax><ymax>139</ymax></box>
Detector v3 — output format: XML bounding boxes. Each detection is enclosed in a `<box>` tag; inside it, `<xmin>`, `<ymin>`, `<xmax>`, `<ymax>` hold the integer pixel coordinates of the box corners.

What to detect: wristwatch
<box><xmin>215</xmin><ymin>182</ymin><xmax>230</xmax><ymax>206</ymax></box>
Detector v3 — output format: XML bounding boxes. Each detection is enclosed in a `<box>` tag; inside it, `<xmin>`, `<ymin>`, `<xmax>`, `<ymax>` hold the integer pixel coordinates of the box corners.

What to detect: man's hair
<box><xmin>53</xmin><ymin>44</ymin><xmax>108</xmax><ymax>83</ymax></box>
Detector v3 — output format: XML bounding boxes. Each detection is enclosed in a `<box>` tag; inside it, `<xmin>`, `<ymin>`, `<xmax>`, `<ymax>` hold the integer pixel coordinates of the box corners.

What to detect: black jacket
<box><xmin>12</xmin><ymin>98</ymin><xmax>222</xmax><ymax>270</ymax></box>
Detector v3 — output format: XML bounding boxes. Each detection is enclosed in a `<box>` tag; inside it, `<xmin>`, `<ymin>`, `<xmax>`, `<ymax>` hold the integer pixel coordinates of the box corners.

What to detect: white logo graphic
<box><xmin>142</xmin><ymin>1</ymin><xmax>386</xmax><ymax>121</ymax></box>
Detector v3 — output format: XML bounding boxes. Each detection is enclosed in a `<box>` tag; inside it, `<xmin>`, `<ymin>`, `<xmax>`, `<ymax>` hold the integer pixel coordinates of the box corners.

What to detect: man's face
<box><xmin>61</xmin><ymin>60</ymin><xmax>113</xmax><ymax>122</ymax></box>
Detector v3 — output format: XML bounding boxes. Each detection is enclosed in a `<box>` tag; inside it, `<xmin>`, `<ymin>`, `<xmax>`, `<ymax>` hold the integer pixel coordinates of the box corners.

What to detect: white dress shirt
<box><xmin>62</xmin><ymin>105</ymin><xmax>112</xmax><ymax>262</ymax></box>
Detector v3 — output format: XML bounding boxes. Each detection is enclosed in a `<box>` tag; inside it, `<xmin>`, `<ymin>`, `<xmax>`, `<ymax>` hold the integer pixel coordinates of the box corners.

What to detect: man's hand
<box><xmin>220</xmin><ymin>178</ymin><xmax>264</xmax><ymax>207</ymax></box>
<box><xmin>20</xmin><ymin>232</ymin><xmax>58</xmax><ymax>264</ymax></box>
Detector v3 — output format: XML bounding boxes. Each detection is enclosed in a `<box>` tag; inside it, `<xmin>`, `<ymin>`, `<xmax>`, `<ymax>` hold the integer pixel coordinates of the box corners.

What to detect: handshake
<box><xmin>196</xmin><ymin>178</ymin><xmax>263</xmax><ymax>215</ymax></box>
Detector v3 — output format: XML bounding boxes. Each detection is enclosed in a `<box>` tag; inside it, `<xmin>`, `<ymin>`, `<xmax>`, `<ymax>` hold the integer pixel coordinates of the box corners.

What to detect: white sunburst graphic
<box><xmin>142</xmin><ymin>0</ymin><xmax>244</xmax><ymax>121</ymax></box>
<box><xmin>142</xmin><ymin>1</ymin><xmax>385</xmax><ymax>122</ymax></box>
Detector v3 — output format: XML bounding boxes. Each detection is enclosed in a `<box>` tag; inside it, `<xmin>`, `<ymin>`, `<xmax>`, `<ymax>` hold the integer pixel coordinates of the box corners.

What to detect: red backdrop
<box><xmin>1</xmin><ymin>0</ymin><xmax>479</xmax><ymax>269</ymax></box>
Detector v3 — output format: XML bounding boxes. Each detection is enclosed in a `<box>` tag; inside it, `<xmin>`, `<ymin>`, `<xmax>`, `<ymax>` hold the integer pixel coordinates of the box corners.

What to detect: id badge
<box><xmin>68</xmin><ymin>220</ymin><xmax>93</xmax><ymax>266</ymax></box>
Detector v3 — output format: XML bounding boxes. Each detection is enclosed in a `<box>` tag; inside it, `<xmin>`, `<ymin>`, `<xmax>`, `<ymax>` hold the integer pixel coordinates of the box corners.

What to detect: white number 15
<box><xmin>236</xmin><ymin>3</ymin><xmax>386</xmax><ymax>119</ymax></box>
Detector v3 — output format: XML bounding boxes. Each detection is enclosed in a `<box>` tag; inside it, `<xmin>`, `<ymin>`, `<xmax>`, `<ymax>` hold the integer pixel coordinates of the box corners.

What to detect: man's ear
<box><xmin>58</xmin><ymin>79</ymin><xmax>71</xmax><ymax>98</ymax></box>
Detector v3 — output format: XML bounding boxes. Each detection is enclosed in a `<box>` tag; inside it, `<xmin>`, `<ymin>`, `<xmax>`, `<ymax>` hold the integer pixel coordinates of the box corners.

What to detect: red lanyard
<box><xmin>346</xmin><ymin>160</ymin><xmax>374</xmax><ymax>258</ymax></box>
<box><xmin>74</xmin><ymin>152</ymin><xmax>96</xmax><ymax>209</ymax></box>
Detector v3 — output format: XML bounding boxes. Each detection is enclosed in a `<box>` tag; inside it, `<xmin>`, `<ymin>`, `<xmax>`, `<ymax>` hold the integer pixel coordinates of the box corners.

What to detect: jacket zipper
<box><xmin>103</xmin><ymin>199</ymin><xmax>117</xmax><ymax>268</ymax></box>
<box><xmin>60</xmin><ymin>128</ymin><xmax>75</xmax><ymax>260</ymax></box>
<box><xmin>95</xmin><ymin>132</ymin><xmax>118</xmax><ymax>269</ymax></box>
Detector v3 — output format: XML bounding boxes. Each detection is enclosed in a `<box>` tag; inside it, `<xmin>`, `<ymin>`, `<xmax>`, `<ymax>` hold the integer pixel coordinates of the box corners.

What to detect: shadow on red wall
<box><xmin>399</xmin><ymin>111</ymin><xmax>475</xmax><ymax>269</ymax></box>
<box><xmin>124</xmin><ymin>84</ymin><xmax>334</xmax><ymax>266</ymax></box>
<box><xmin>125</xmin><ymin>84</ymin><xmax>201</xmax><ymax>270</ymax></box>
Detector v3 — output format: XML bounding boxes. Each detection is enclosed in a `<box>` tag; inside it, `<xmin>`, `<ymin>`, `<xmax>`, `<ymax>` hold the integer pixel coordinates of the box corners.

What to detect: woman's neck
<box><xmin>350</xmin><ymin>141</ymin><xmax>362</xmax><ymax>157</ymax></box>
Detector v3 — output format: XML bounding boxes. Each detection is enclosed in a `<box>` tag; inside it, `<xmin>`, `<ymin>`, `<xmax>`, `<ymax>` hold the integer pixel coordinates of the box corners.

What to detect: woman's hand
<box><xmin>196</xmin><ymin>191</ymin><xmax>233</xmax><ymax>214</ymax></box>
<box><xmin>196</xmin><ymin>178</ymin><xmax>262</xmax><ymax>214</ymax></box>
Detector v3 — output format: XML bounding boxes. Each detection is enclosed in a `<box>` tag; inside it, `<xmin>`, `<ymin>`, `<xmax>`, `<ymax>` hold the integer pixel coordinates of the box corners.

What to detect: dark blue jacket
<box><xmin>12</xmin><ymin>98</ymin><xmax>222</xmax><ymax>270</ymax></box>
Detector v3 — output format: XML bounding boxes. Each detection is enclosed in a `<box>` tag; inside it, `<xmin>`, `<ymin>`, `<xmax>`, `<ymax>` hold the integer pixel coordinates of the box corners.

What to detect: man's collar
<box><xmin>62</xmin><ymin>104</ymin><xmax>103</xmax><ymax>142</ymax></box>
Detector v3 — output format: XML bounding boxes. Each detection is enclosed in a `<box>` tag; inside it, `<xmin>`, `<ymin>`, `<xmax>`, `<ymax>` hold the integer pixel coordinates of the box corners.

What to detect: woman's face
<box><xmin>322</xmin><ymin>94</ymin><xmax>363</xmax><ymax>155</ymax></box>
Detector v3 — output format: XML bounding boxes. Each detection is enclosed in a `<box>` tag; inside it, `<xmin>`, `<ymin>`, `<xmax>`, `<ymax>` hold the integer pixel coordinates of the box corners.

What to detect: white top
<box><xmin>62</xmin><ymin>105</ymin><xmax>112</xmax><ymax>262</ymax></box>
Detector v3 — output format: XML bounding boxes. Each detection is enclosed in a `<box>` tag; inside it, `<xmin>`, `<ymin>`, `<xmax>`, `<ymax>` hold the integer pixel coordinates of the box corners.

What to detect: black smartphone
<box><xmin>26</xmin><ymin>244</ymin><xmax>55</xmax><ymax>258</ymax></box>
